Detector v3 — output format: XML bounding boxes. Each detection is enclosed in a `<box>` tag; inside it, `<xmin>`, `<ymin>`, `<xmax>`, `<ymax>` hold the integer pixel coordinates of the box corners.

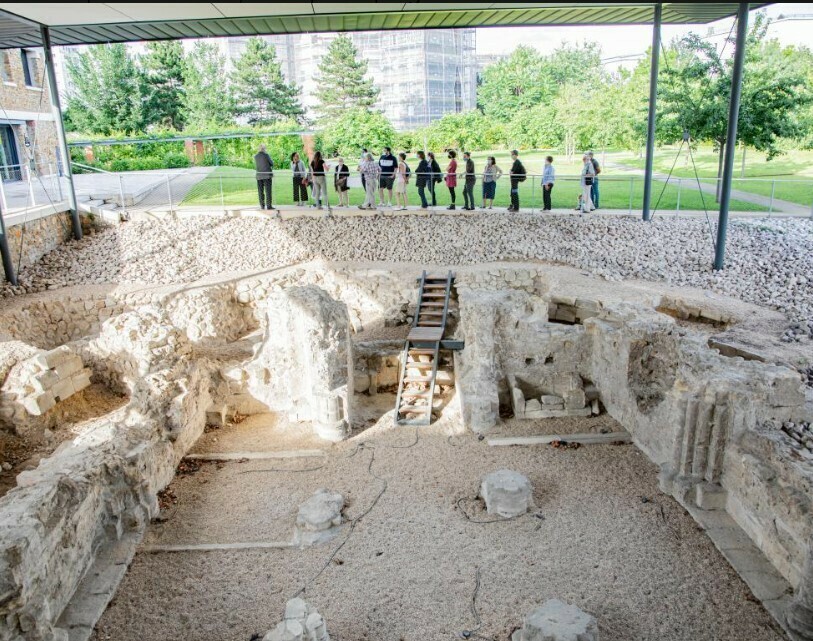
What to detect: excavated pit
<box><xmin>0</xmin><ymin>261</ymin><xmax>811</xmax><ymax>641</ymax></box>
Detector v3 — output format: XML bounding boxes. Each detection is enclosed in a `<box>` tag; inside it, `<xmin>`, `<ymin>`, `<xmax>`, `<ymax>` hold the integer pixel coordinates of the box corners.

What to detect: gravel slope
<box><xmin>3</xmin><ymin>214</ymin><xmax>812</xmax><ymax>337</ymax></box>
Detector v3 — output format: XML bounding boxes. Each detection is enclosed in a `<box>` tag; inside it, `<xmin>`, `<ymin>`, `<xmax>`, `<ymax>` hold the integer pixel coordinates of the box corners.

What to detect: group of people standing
<box><xmin>254</xmin><ymin>143</ymin><xmax>601</xmax><ymax>213</ymax></box>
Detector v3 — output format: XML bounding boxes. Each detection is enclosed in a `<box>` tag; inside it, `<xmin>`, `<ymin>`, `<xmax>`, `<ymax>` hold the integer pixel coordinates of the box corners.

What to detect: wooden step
<box><xmin>408</xmin><ymin>348</ymin><xmax>436</xmax><ymax>355</ymax></box>
<box><xmin>418</xmin><ymin>322</ymin><xmax>442</xmax><ymax>327</ymax></box>
<box><xmin>404</xmin><ymin>376</ymin><xmax>432</xmax><ymax>383</ymax></box>
<box><xmin>406</xmin><ymin>361</ymin><xmax>434</xmax><ymax>368</ymax></box>
<box><xmin>421</xmin><ymin>302</ymin><xmax>445</xmax><ymax>308</ymax></box>
<box><xmin>422</xmin><ymin>284</ymin><xmax>447</xmax><ymax>290</ymax></box>
<box><xmin>401</xmin><ymin>390</ymin><xmax>431</xmax><ymax>398</ymax></box>
<box><xmin>422</xmin><ymin>293</ymin><xmax>446</xmax><ymax>298</ymax></box>
<box><xmin>419</xmin><ymin>311</ymin><xmax>444</xmax><ymax>316</ymax></box>
<box><xmin>399</xmin><ymin>406</ymin><xmax>430</xmax><ymax>415</ymax></box>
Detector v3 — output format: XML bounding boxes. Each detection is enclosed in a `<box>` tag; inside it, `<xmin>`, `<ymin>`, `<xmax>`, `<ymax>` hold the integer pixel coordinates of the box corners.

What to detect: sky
<box><xmin>475</xmin><ymin>3</ymin><xmax>813</xmax><ymax>69</ymax></box>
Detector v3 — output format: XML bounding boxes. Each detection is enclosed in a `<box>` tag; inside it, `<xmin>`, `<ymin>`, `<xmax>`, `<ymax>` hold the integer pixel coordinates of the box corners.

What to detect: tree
<box><xmin>478</xmin><ymin>46</ymin><xmax>548</xmax><ymax>121</ymax></box>
<box><xmin>553</xmin><ymin>83</ymin><xmax>594</xmax><ymax>161</ymax></box>
<box><xmin>142</xmin><ymin>41</ymin><xmax>186</xmax><ymax>130</ymax></box>
<box><xmin>183</xmin><ymin>42</ymin><xmax>234</xmax><ymax>130</ymax></box>
<box><xmin>659</xmin><ymin>14</ymin><xmax>812</xmax><ymax>199</ymax></box>
<box><xmin>415</xmin><ymin>111</ymin><xmax>505</xmax><ymax>152</ymax></box>
<box><xmin>507</xmin><ymin>104</ymin><xmax>559</xmax><ymax>150</ymax></box>
<box><xmin>65</xmin><ymin>43</ymin><xmax>145</xmax><ymax>134</ymax></box>
<box><xmin>313</xmin><ymin>35</ymin><xmax>379</xmax><ymax>122</ymax></box>
<box><xmin>231</xmin><ymin>37</ymin><xmax>304</xmax><ymax>125</ymax></box>
<box><xmin>319</xmin><ymin>108</ymin><xmax>395</xmax><ymax>157</ymax></box>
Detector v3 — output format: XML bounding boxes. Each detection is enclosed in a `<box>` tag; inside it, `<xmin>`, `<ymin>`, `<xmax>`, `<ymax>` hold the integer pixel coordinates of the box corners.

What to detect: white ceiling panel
<box><xmin>105</xmin><ymin>3</ymin><xmax>223</xmax><ymax>22</ymax></box>
<box><xmin>0</xmin><ymin>3</ymin><xmax>130</xmax><ymax>25</ymax></box>
<box><xmin>212</xmin><ymin>3</ymin><xmax>315</xmax><ymax>18</ymax></box>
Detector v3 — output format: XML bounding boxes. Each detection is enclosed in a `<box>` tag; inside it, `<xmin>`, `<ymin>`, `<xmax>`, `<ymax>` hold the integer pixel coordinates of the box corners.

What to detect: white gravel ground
<box><xmin>3</xmin><ymin>214</ymin><xmax>812</xmax><ymax>335</ymax></box>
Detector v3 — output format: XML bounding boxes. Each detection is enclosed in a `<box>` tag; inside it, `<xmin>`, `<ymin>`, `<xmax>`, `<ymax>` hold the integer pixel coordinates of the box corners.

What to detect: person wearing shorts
<box><xmin>378</xmin><ymin>146</ymin><xmax>397</xmax><ymax>207</ymax></box>
<box><xmin>395</xmin><ymin>152</ymin><xmax>409</xmax><ymax>210</ymax></box>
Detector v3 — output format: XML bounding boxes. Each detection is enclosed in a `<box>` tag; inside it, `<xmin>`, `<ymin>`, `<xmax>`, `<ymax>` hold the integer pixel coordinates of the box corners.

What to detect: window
<box><xmin>21</xmin><ymin>49</ymin><xmax>39</xmax><ymax>88</ymax></box>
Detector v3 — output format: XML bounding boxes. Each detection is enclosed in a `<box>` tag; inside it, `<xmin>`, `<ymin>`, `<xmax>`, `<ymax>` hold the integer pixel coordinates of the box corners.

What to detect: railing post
<box><xmin>0</xmin><ymin>174</ymin><xmax>7</xmax><ymax>212</ymax></box>
<box><xmin>0</xmin><ymin>201</ymin><xmax>16</xmax><ymax>285</ymax></box>
<box><xmin>676</xmin><ymin>178</ymin><xmax>681</xmax><ymax>214</ymax></box>
<box><xmin>26</xmin><ymin>166</ymin><xmax>36</xmax><ymax>207</ymax></box>
<box><xmin>165</xmin><ymin>174</ymin><xmax>173</xmax><ymax>213</ymax></box>
<box><xmin>54</xmin><ymin>162</ymin><xmax>63</xmax><ymax>202</ymax></box>
<box><xmin>769</xmin><ymin>180</ymin><xmax>775</xmax><ymax>217</ymax></box>
<box><xmin>531</xmin><ymin>178</ymin><xmax>535</xmax><ymax>215</ymax></box>
<box><xmin>118</xmin><ymin>175</ymin><xmax>126</xmax><ymax>213</ymax></box>
<box><xmin>220</xmin><ymin>175</ymin><xmax>225</xmax><ymax>209</ymax></box>
<box><xmin>628</xmin><ymin>177</ymin><xmax>634</xmax><ymax>214</ymax></box>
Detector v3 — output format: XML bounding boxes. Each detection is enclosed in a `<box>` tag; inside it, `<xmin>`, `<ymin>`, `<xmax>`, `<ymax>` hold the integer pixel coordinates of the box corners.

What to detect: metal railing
<box><xmin>0</xmin><ymin>162</ymin><xmax>67</xmax><ymax>214</ymax></box>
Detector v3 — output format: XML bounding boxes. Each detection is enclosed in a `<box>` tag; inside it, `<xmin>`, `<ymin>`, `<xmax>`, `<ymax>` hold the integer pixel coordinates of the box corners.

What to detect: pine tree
<box><xmin>65</xmin><ymin>43</ymin><xmax>145</xmax><ymax>134</ymax></box>
<box><xmin>183</xmin><ymin>42</ymin><xmax>235</xmax><ymax>130</ymax></box>
<box><xmin>142</xmin><ymin>41</ymin><xmax>187</xmax><ymax>130</ymax></box>
<box><xmin>230</xmin><ymin>37</ymin><xmax>303</xmax><ymax>125</ymax></box>
<box><xmin>313</xmin><ymin>35</ymin><xmax>379</xmax><ymax>122</ymax></box>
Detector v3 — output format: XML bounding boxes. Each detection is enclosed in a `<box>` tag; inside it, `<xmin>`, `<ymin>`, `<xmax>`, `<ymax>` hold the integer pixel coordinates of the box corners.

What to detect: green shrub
<box><xmin>163</xmin><ymin>152</ymin><xmax>190</xmax><ymax>168</ymax></box>
<box><xmin>109</xmin><ymin>159</ymin><xmax>130</xmax><ymax>172</ymax></box>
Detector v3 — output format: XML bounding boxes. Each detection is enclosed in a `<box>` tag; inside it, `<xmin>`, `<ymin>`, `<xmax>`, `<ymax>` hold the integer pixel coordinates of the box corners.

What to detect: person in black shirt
<box><xmin>254</xmin><ymin>144</ymin><xmax>274</xmax><ymax>210</ymax></box>
<box><xmin>508</xmin><ymin>149</ymin><xmax>526</xmax><ymax>212</ymax></box>
<box><xmin>415</xmin><ymin>151</ymin><xmax>430</xmax><ymax>209</ymax></box>
<box><xmin>334</xmin><ymin>157</ymin><xmax>350</xmax><ymax>206</ymax></box>
<box><xmin>378</xmin><ymin>146</ymin><xmax>397</xmax><ymax>207</ymax></box>
<box><xmin>463</xmin><ymin>151</ymin><xmax>476</xmax><ymax>210</ymax></box>
<box><xmin>428</xmin><ymin>152</ymin><xmax>441</xmax><ymax>207</ymax></box>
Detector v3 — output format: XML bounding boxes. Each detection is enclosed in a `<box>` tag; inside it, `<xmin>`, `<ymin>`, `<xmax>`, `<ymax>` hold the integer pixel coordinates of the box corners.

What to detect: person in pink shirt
<box><xmin>445</xmin><ymin>150</ymin><xmax>458</xmax><ymax>210</ymax></box>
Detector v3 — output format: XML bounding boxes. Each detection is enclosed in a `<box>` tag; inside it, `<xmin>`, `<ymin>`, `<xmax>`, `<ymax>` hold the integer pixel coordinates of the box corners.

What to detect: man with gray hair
<box><xmin>254</xmin><ymin>143</ymin><xmax>274</xmax><ymax>210</ymax></box>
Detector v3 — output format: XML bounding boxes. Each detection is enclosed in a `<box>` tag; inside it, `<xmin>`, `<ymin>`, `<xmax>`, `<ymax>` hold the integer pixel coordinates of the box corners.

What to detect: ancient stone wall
<box><xmin>5</xmin><ymin>213</ymin><xmax>74</xmax><ymax>275</ymax></box>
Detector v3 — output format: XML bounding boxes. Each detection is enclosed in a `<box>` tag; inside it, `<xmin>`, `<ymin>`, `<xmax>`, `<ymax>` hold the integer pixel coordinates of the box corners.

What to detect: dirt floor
<box><xmin>0</xmin><ymin>384</ymin><xmax>128</xmax><ymax>497</ymax></box>
<box><xmin>91</xmin><ymin>394</ymin><xmax>788</xmax><ymax>641</ymax></box>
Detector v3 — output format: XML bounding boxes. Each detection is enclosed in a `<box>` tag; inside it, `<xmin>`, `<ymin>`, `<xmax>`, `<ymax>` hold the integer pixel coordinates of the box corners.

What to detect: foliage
<box><xmin>65</xmin><ymin>44</ymin><xmax>146</xmax><ymax>134</ymax></box>
<box><xmin>415</xmin><ymin>111</ymin><xmax>507</xmax><ymax>152</ymax></box>
<box><xmin>658</xmin><ymin>14</ymin><xmax>813</xmax><ymax>180</ymax></box>
<box><xmin>318</xmin><ymin>108</ymin><xmax>396</xmax><ymax>157</ymax></box>
<box><xmin>313</xmin><ymin>35</ymin><xmax>379</xmax><ymax>122</ymax></box>
<box><xmin>183</xmin><ymin>42</ymin><xmax>235</xmax><ymax>130</ymax></box>
<box><xmin>230</xmin><ymin>37</ymin><xmax>304</xmax><ymax>125</ymax></box>
<box><xmin>142</xmin><ymin>41</ymin><xmax>186</xmax><ymax>130</ymax></box>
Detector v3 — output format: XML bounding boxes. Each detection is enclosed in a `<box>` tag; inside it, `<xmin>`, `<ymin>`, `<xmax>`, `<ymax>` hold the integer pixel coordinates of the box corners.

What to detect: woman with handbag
<box><xmin>291</xmin><ymin>152</ymin><xmax>308</xmax><ymax>207</ymax></box>
<box><xmin>334</xmin><ymin>157</ymin><xmax>350</xmax><ymax>207</ymax></box>
<box><xmin>428</xmin><ymin>152</ymin><xmax>441</xmax><ymax>207</ymax></box>
<box><xmin>579</xmin><ymin>153</ymin><xmax>595</xmax><ymax>214</ymax></box>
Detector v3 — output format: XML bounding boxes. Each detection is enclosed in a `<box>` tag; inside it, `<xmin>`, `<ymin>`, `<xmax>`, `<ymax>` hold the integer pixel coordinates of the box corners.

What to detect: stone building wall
<box><xmin>5</xmin><ymin>211</ymin><xmax>74</xmax><ymax>275</ymax></box>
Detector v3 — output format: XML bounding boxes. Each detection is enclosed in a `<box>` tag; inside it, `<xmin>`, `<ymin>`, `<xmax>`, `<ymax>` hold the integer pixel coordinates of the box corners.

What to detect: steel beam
<box><xmin>0</xmin><ymin>203</ymin><xmax>16</xmax><ymax>285</ymax></box>
<box><xmin>713</xmin><ymin>3</ymin><xmax>749</xmax><ymax>270</ymax></box>
<box><xmin>41</xmin><ymin>25</ymin><xmax>81</xmax><ymax>240</ymax></box>
<box><xmin>641</xmin><ymin>2</ymin><xmax>662</xmax><ymax>221</ymax></box>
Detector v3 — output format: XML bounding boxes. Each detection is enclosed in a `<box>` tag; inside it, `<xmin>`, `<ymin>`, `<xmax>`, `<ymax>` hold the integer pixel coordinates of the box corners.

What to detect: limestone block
<box><xmin>540</xmin><ymin>395</ymin><xmax>564</xmax><ymax>406</ymax></box>
<box><xmin>564</xmin><ymin>389</ymin><xmax>586</xmax><ymax>410</ymax></box>
<box><xmin>696</xmin><ymin>482</ymin><xmax>727</xmax><ymax>511</ymax></box>
<box><xmin>480</xmin><ymin>469</ymin><xmax>533</xmax><ymax>518</ymax></box>
<box><xmin>527</xmin><ymin>408</ymin><xmax>592</xmax><ymax>419</ymax></box>
<box><xmin>32</xmin><ymin>345</ymin><xmax>73</xmax><ymax>370</ymax></box>
<box><xmin>525</xmin><ymin>399</ymin><xmax>542</xmax><ymax>413</ymax></box>
<box><xmin>22</xmin><ymin>391</ymin><xmax>55</xmax><ymax>416</ymax></box>
<box><xmin>71</xmin><ymin>368</ymin><xmax>92</xmax><ymax>393</ymax></box>
<box><xmin>296</xmin><ymin>489</ymin><xmax>344</xmax><ymax>532</ymax></box>
<box><xmin>51</xmin><ymin>377</ymin><xmax>76</xmax><ymax>402</ymax></box>
<box><xmin>31</xmin><ymin>369</ymin><xmax>59</xmax><ymax>393</ymax></box>
<box><xmin>263</xmin><ymin>599</ymin><xmax>330</xmax><ymax>641</ymax></box>
<box><xmin>511</xmin><ymin>599</ymin><xmax>599</xmax><ymax>641</ymax></box>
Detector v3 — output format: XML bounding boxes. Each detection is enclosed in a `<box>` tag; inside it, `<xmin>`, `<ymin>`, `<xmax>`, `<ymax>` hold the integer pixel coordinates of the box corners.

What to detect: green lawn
<box><xmin>613</xmin><ymin>147</ymin><xmax>813</xmax><ymax>207</ymax></box>
<box><xmin>183</xmin><ymin>164</ymin><xmax>767</xmax><ymax>212</ymax></box>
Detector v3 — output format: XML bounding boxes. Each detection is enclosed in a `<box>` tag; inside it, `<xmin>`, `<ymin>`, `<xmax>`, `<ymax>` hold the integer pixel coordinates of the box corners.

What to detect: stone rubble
<box><xmin>294</xmin><ymin>489</ymin><xmax>345</xmax><ymax>546</ymax></box>
<box><xmin>263</xmin><ymin>598</ymin><xmax>330</xmax><ymax>641</ymax></box>
<box><xmin>480</xmin><ymin>469</ymin><xmax>533</xmax><ymax>518</ymax></box>
<box><xmin>511</xmin><ymin>599</ymin><xmax>599</xmax><ymax>641</ymax></box>
<box><xmin>0</xmin><ymin>214</ymin><xmax>810</xmax><ymax>335</ymax></box>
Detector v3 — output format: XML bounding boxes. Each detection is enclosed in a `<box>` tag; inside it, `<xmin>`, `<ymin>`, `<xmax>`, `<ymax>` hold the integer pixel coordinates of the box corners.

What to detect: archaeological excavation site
<box><xmin>0</xmin><ymin>212</ymin><xmax>811</xmax><ymax>641</ymax></box>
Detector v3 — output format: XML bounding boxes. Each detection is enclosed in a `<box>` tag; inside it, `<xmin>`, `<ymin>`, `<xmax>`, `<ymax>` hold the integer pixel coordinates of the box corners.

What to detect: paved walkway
<box><xmin>606</xmin><ymin>160</ymin><xmax>811</xmax><ymax>215</ymax></box>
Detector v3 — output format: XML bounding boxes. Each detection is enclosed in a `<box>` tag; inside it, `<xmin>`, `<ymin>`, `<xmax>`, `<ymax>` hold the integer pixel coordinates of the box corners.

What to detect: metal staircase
<box><xmin>394</xmin><ymin>271</ymin><xmax>454</xmax><ymax>426</ymax></box>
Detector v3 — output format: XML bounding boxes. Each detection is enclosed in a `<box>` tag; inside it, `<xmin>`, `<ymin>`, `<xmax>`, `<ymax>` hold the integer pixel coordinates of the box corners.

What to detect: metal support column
<box><xmin>713</xmin><ymin>3</ymin><xmax>749</xmax><ymax>271</ymax></box>
<box><xmin>642</xmin><ymin>2</ymin><xmax>662</xmax><ymax>221</ymax></box>
<box><xmin>41</xmin><ymin>25</ymin><xmax>81</xmax><ymax>240</ymax></box>
<box><xmin>0</xmin><ymin>203</ymin><xmax>16</xmax><ymax>285</ymax></box>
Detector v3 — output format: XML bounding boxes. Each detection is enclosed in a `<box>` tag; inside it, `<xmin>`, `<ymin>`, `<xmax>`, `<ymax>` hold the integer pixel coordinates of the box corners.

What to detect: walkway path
<box><xmin>607</xmin><ymin>159</ymin><xmax>810</xmax><ymax>216</ymax></box>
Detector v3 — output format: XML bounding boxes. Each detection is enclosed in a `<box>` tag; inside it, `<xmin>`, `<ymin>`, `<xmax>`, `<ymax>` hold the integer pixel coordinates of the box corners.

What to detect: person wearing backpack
<box><xmin>378</xmin><ymin>146</ymin><xmax>397</xmax><ymax>207</ymax></box>
<box><xmin>462</xmin><ymin>151</ymin><xmax>476</xmax><ymax>210</ymax></box>
<box><xmin>395</xmin><ymin>152</ymin><xmax>410</xmax><ymax>210</ymax></box>
<box><xmin>588</xmin><ymin>151</ymin><xmax>601</xmax><ymax>209</ymax></box>
<box><xmin>253</xmin><ymin>144</ymin><xmax>274</xmax><ymax>210</ymax></box>
<box><xmin>508</xmin><ymin>149</ymin><xmax>526</xmax><ymax>212</ymax></box>
<box><xmin>428</xmin><ymin>152</ymin><xmax>442</xmax><ymax>207</ymax></box>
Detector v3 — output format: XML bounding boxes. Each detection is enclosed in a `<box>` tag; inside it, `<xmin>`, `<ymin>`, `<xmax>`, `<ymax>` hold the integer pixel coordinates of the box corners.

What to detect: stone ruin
<box><xmin>480</xmin><ymin>469</ymin><xmax>533</xmax><ymax>519</ymax></box>
<box><xmin>263</xmin><ymin>598</ymin><xmax>330</xmax><ymax>641</ymax></box>
<box><xmin>512</xmin><ymin>600</ymin><xmax>599</xmax><ymax>641</ymax></box>
<box><xmin>0</xmin><ymin>261</ymin><xmax>810</xmax><ymax>640</ymax></box>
